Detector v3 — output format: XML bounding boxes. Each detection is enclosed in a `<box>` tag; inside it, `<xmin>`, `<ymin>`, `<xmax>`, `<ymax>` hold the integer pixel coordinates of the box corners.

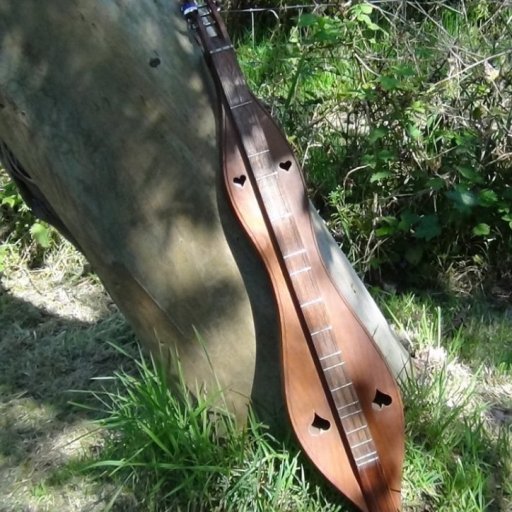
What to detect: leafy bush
<box><xmin>235</xmin><ymin>0</ymin><xmax>512</xmax><ymax>290</ymax></box>
<box><xmin>0</xmin><ymin>167</ymin><xmax>54</xmax><ymax>268</ymax></box>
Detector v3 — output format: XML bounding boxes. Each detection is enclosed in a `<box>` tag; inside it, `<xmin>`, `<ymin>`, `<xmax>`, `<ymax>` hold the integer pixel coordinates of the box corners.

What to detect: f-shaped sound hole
<box><xmin>372</xmin><ymin>389</ymin><xmax>392</xmax><ymax>410</ymax></box>
<box><xmin>309</xmin><ymin>412</ymin><xmax>331</xmax><ymax>436</ymax></box>
<box><xmin>279</xmin><ymin>160</ymin><xmax>292</xmax><ymax>171</ymax></box>
<box><xmin>233</xmin><ymin>175</ymin><xmax>247</xmax><ymax>188</ymax></box>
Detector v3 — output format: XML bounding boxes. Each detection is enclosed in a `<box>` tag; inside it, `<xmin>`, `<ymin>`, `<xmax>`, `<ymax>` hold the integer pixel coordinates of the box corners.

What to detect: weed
<box><xmin>0</xmin><ymin>168</ymin><xmax>56</xmax><ymax>268</ymax></box>
<box><xmin>235</xmin><ymin>1</ymin><xmax>512</xmax><ymax>288</ymax></box>
<box><xmin>76</xmin><ymin>346</ymin><xmax>343</xmax><ymax>511</ymax></box>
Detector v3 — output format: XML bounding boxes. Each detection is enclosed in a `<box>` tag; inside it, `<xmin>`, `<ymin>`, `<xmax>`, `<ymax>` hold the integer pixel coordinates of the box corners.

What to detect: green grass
<box><xmin>58</xmin><ymin>293</ymin><xmax>510</xmax><ymax>511</ymax></box>
<box><xmin>1</xmin><ymin>197</ymin><xmax>510</xmax><ymax>510</ymax></box>
<box><xmin>383</xmin><ymin>290</ymin><xmax>512</xmax><ymax>510</ymax></box>
<box><xmin>2</xmin><ymin>267</ymin><xmax>510</xmax><ymax>510</ymax></box>
<box><xmin>71</xmin><ymin>346</ymin><xmax>342</xmax><ymax>512</ymax></box>
<box><xmin>0</xmin><ymin>243</ymin><xmax>140</xmax><ymax>511</ymax></box>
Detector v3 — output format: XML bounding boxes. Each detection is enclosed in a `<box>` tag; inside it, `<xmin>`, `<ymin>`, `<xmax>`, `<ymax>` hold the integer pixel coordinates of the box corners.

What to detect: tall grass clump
<box><xmin>390</xmin><ymin>299</ymin><xmax>512</xmax><ymax>511</ymax></box>
<box><xmin>72</xmin><ymin>320</ymin><xmax>512</xmax><ymax>512</ymax></box>
<box><xmin>234</xmin><ymin>0</ymin><xmax>512</xmax><ymax>291</ymax></box>
<box><xmin>75</xmin><ymin>346</ymin><xmax>342</xmax><ymax>512</ymax></box>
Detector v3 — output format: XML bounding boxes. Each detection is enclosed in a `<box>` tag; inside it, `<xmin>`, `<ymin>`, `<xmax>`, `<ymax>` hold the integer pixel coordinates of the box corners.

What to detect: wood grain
<box><xmin>193</xmin><ymin>1</ymin><xmax>405</xmax><ymax>509</ymax></box>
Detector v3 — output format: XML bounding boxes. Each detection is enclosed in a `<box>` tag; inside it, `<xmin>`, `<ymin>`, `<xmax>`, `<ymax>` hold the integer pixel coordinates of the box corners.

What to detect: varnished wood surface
<box><xmin>222</xmin><ymin>102</ymin><xmax>403</xmax><ymax>512</ymax></box>
<box><xmin>187</xmin><ymin>3</ymin><xmax>405</xmax><ymax>509</ymax></box>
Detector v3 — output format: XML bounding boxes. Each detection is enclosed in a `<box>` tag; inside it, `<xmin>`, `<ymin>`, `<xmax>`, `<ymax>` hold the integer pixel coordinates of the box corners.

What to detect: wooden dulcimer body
<box><xmin>181</xmin><ymin>2</ymin><xmax>404</xmax><ymax>510</ymax></box>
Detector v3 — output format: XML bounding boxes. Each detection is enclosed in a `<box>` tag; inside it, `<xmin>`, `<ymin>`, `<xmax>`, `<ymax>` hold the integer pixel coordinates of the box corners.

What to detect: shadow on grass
<box><xmin>0</xmin><ymin>281</ymin><xmax>138</xmax><ymax>464</ymax></box>
<box><xmin>372</xmin><ymin>288</ymin><xmax>512</xmax><ymax>509</ymax></box>
<box><xmin>1</xmin><ymin>276</ymin><xmax>510</xmax><ymax>511</ymax></box>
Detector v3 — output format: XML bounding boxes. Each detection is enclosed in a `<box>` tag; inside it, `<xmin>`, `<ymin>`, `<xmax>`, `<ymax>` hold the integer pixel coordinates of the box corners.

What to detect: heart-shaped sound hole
<box><xmin>279</xmin><ymin>160</ymin><xmax>292</xmax><ymax>171</ymax></box>
<box><xmin>233</xmin><ymin>175</ymin><xmax>247</xmax><ymax>188</ymax></box>
<box><xmin>309</xmin><ymin>412</ymin><xmax>331</xmax><ymax>437</ymax></box>
<box><xmin>372</xmin><ymin>389</ymin><xmax>392</xmax><ymax>410</ymax></box>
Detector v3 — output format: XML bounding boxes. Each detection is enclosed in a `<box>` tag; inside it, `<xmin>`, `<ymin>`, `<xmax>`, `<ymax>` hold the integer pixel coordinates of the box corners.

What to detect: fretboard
<box><xmin>203</xmin><ymin>28</ymin><xmax>378</xmax><ymax>469</ymax></box>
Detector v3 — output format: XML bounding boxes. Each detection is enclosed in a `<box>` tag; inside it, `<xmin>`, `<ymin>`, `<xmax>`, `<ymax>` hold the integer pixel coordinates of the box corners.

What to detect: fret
<box><xmin>356</xmin><ymin>456</ymin><xmax>379</xmax><ymax>468</ymax></box>
<box><xmin>283</xmin><ymin>248</ymin><xmax>307</xmax><ymax>260</ymax></box>
<box><xmin>345</xmin><ymin>424</ymin><xmax>368</xmax><ymax>436</ymax></box>
<box><xmin>339</xmin><ymin>408</ymin><xmax>362</xmax><ymax>420</ymax></box>
<box><xmin>319</xmin><ymin>348</ymin><xmax>340</xmax><ymax>360</ymax></box>
<box><xmin>230</xmin><ymin>99</ymin><xmax>253</xmax><ymax>110</ymax></box>
<box><xmin>329</xmin><ymin>381</ymin><xmax>352</xmax><ymax>392</ymax></box>
<box><xmin>290</xmin><ymin>266</ymin><xmax>311</xmax><ymax>277</ymax></box>
<box><xmin>311</xmin><ymin>325</ymin><xmax>332</xmax><ymax>338</ymax></box>
<box><xmin>351</xmin><ymin>438</ymin><xmax>373</xmax><ymax>450</ymax></box>
<box><xmin>354</xmin><ymin>451</ymin><xmax>378</xmax><ymax>463</ymax></box>
<box><xmin>209</xmin><ymin>44</ymin><xmax>234</xmax><ymax>54</ymax></box>
<box><xmin>323</xmin><ymin>362</ymin><xmax>346</xmax><ymax>372</ymax></box>
<box><xmin>300</xmin><ymin>297</ymin><xmax>323</xmax><ymax>309</ymax></box>
<box><xmin>337</xmin><ymin>400</ymin><xmax>358</xmax><ymax>411</ymax></box>
<box><xmin>301</xmin><ymin>314</ymin><xmax>334</xmax><ymax>347</ymax></box>
<box><xmin>256</xmin><ymin>171</ymin><xmax>277</xmax><ymax>182</ymax></box>
<box><xmin>248</xmin><ymin>149</ymin><xmax>270</xmax><ymax>159</ymax></box>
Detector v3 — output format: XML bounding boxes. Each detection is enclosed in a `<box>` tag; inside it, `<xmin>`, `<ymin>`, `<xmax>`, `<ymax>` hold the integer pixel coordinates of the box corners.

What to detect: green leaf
<box><xmin>407</xmin><ymin>124</ymin><xmax>422</xmax><ymax>139</ymax></box>
<box><xmin>375</xmin><ymin>216</ymin><xmax>398</xmax><ymax>236</ymax></box>
<box><xmin>356</xmin><ymin>14</ymin><xmax>380</xmax><ymax>31</ymax></box>
<box><xmin>298</xmin><ymin>13</ymin><xmax>318</xmax><ymax>27</ymax></box>
<box><xmin>375</xmin><ymin>226</ymin><xmax>394</xmax><ymax>237</ymax></box>
<box><xmin>456</xmin><ymin>165</ymin><xmax>484</xmax><ymax>184</ymax></box>
<box><xmin>398</xmin><ymin>211</ymin><xmax>420</xmax><ymax>231</ymax></box>
<box><xmin>446</xmin><ymin>186</ymin><xmax>478</xmax><ymax>212</ymax></box>
<box><xmin>479</xmin><ymin>189</ymin><xmax>498</xmax><ymax>206</ymax></box>
<box><xmin>376</xmin><ymin>149</ymin><xmax>396</xmax><ymax>161</ymax></box>
<box><xmin>357</xmin><ymin>3</ymin><xmax>373</xmax><ymax>15</ymax></box>
<box><xmin>405</xmin><ymin>246</ymin><xmax>423</xmax><ymax>265</ymax></box>
<box><xmin>472</xmin><ymin>223</ymin><xmax>490</xmax><ymax>236</ymax></box>
<box><xmin>379</xmin><ymin>75</ymin><xmax>400</xmax><ymax>91</ymax></box>
<box><xmin>30</xmin><ymin>222</ymin><xmax>51</xmax><ymax>248</ymax></box>
<box><xmin>414</xmin><ymin>215</ymin><xmax>441</xmax><ymax>241</ymax></box>
<box><xmin>502</xmin><ymin>212</ymin><xmax>512</xmax><ymax>224</ymax></box>
<box><xmin>368</xmin><ymin>126</ymin><xmax>388</xmax><ymax>143</ymax></box>
<box><xmin>352</xmin><ymin>3</ymin><xmax>373</xmax><ymax>16</ymax></box>
<box><xmin>362</xmin><ymin>154</ymin><xmax>377</xmax><ymax>169</ymax></box>
<box><xmin>1</xmin><ymin>195</ymin><xmax>18</xmax><ymax>208</ymax></box>
<box><xmin>427</xmin><ymin>177</ymin><xmax>445</xmax><ymax>191</ymax></box>
<box><xmin>370</xmin><ymin>171</ymin><xmax>392</xmax><ymax>183</ymax></box>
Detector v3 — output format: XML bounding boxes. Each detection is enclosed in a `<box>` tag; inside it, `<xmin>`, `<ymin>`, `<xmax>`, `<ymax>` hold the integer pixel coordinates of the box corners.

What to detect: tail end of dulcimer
<box><xmin>279</xmin><ymin>259</ymin><xmax>405</xmax><ymax>512</ymax></box>
<box><xmin>222</xmin><ymin>94</ymin><xmax>406</xmax><ymax>511</ymax></box>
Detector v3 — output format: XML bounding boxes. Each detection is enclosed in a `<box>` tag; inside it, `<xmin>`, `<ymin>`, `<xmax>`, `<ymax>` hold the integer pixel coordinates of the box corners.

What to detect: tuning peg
<box><xmin>181</xmin><ymin>1</ymin><xmax>198</xmax><ymax>19</ymax></box>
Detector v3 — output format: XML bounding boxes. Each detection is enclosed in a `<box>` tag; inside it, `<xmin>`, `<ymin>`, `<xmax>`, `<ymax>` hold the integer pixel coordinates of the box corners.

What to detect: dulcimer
<box><xmin>181</xmin><ymin>2</ymin><xmax>404</xmax><ymax>510</ymax></box>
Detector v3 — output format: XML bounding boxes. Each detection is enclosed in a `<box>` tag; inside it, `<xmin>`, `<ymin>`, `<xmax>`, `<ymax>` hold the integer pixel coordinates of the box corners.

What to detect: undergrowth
<box><xmin>67</xmin><ymin>304</ymin><xmax>511</xmax><ymax>512</ymax></box>
<box><xmin>0</xmin><ymin>169</ymin><xmax>54</xmax><ymax>270</ymax></box>
<box><xmin>73</xmin><ymin>346</ymin><xmax>341</xmax><ymax>512</ymax></box>
<box><xmin>233</xmin><ymin>0</ymin><xmax>512</xmax><ymax>291</ymax></box>
<box><xmin>2</xmin><ymin>1</ymin><xmax>511</xmax><ymax>292</ymax></box>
